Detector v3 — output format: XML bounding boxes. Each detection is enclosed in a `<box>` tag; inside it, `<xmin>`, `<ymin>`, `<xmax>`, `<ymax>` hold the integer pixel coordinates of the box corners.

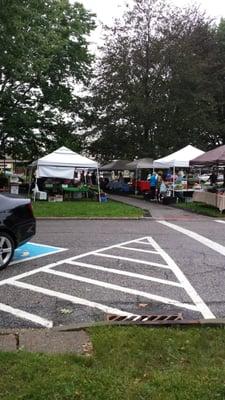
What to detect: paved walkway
<box><xmin>108</xmin><ymin>194</ymin><xmax>207</xmax><ymax>220</ymax></box>
<box><xmin>0</xmin><ymin>328</ymin><xmax>92</xmax><ymax>354</ymax></box>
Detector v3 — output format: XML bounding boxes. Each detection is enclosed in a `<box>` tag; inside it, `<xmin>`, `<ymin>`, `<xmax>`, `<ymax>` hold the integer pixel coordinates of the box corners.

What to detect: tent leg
<box><xmin>33</xmin><ymin>175</ymin><xmax>38</xmax><ymax>202</ymax></box>
<box><xmin>173</xmin><ymin>165</ymin><xmax>175</xmax><ymax>197</ymax></box>
<box><xmin>135</xmin><ymin>168</ymin><xmax>138</xmax><ymax>195</ymax></box>
<box><xmin>28</xmin><ymin>167</ymin><xmax>33</xmax><ymax>197</ymax></box>
<box><xmin>97</xmin><ymin>167</ymin><xmax>101</xmax><ymax>203</ymax></box>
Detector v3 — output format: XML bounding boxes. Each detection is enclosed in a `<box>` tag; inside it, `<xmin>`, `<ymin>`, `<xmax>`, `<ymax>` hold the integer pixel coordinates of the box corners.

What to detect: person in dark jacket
<box><xmin>209</xmin><ymin>171</ymin><xmax>217</xmax><ymax>185</ymax></box>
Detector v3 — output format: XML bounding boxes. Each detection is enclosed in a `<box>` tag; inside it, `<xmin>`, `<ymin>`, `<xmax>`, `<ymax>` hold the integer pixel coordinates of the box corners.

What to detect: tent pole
<box><xmin>96</xmin><ymin>167</ymin><xmax>101</xmax><ymax>203</ymax></box>
<box><xmin>33</xmin><ymin>173</ymin><xmax>38</xmax><ymax>202</ymax></box>
<box><xmin>135</xmin><ymin>168</ymin><xmax>138</xmax><ymax>195</ymax></box>
<box><xmin>28</xmin><ymin>167</ymin><xmax>33</xmax><ymax>197</ymax></box>
<box><xmin>173</xmin><ymin>165</ymin><xmax>175</xmax><ymax>197</ymax></box>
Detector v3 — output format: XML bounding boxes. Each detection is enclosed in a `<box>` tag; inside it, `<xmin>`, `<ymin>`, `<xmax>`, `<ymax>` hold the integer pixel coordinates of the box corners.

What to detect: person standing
<box><xmin>209</xmin><ymin>171</ymin><xmax>217</xmax><ymax>186</ymax></box>
<box><xmin>150</xmin><ymin>172</ymin><xmax>158</xmax><ymax>199</ymax></box>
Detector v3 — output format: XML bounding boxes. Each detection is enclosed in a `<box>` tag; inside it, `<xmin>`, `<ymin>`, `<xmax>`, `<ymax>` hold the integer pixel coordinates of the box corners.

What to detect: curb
<box><xmin>1</xmin><ymin>319</ymin><xmax>225</xmax><ymax>337</ymax></box>
<box><xmin>55</xmin><ymin>318</ymin><xmax>225</xmax><ymax>331</ymax></box>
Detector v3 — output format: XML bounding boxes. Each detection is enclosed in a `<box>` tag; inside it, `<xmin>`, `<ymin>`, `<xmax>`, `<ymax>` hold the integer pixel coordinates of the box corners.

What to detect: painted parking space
<box><xmin>0</xmin><ymin>235</ymin><xmax>215</xmax><ymax>328</ymax></box>
<box><xmin>12</xmin><ymin>242</ymin><xmax>67</xmax><ymax>265</ymax></box>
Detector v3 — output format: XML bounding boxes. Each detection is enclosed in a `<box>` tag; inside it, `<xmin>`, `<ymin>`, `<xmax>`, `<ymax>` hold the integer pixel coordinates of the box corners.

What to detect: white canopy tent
<box><xmin>36</xmin><ymin>146</ymin><xmax>98</xmax><ymax>178</ymax></box>
<box><xmin>153</xmin><ymin>145</ymin><xmax>204</xmax><ymax>196</ymax></box>
<box><xmin>153</xmin><ymin>145</ymin><xmax>204</xmax><ymax>169</ymax></box>
<box><xmin>32</xmin><ymin>146</ymin><xmax>100</xmax><ymax>200</ymax></box>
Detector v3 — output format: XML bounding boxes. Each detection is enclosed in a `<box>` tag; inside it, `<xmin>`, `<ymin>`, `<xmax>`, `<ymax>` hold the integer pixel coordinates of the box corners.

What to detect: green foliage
<box><xmin>83</xmin><ymin>0</ymin><xmax>225</xmax><ymax>161</ymax></box>
<box><xmin>0</xmin><ymin>0</ymin><xmax>96</xmax><ymax>160</ymax></box>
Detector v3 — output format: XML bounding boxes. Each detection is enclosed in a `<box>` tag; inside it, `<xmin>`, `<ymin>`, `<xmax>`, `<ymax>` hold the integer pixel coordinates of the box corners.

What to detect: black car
<box><xmin>0</xmin><ymin>194</ymin><xmax>36</xmax><ymax>270</ymax></box>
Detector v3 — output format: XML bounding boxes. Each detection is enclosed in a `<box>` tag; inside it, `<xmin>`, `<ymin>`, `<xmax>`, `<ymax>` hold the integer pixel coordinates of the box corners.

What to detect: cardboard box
<box><xmin>54</xmin><ymin>195</ymin><xmax>63</xmax><ymax>202</ymax></box>
<box><xmin>36</xmin><ymin>192</ymin><xmax>47</xmax><ymax>200</ymax></box>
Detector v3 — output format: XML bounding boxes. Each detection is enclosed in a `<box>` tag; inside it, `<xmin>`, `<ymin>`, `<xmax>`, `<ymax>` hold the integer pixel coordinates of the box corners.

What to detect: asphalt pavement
<box><xmin>0</xmin><ymin>197</ymin><xmax>225</xmax><ymax>330</ymax></box>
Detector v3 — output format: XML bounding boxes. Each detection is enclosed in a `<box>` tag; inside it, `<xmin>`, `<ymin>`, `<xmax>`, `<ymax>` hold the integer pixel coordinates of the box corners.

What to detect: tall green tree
<box><xmin>209</xmin><ymin>18</ymin><xmax>225</xmax><ymax>147</ymax></box>
<box><xmin>0</xmin><ymin>0</ymin><xmax>95</xmax><ymax>161</ymax></box>
<box><xmin>84</xmin><ymin>0</ymin><xmax>217</xmax><ymax>161</ymax></box>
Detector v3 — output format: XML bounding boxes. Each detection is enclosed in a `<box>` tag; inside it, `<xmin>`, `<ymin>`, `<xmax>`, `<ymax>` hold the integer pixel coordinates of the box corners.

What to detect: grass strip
<box><xmin>1</xmin><ymin>326</ymin><xmax>225</xmax><ymax>399</ymax></box>
<box><xmin>175</xmin><ymin>201</ymin><xmax>225</xmax><ymax>217</ymax></box>
<box><xmin>32</xmin><ymin>199</ymin><xmax>143</xmax><ymax>218</ymax></box>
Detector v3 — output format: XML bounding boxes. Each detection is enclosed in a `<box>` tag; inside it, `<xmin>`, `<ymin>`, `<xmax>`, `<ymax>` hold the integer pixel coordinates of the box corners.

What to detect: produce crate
<box><xmin>54</xmin><ymin>195</ymin><xmax>63</xmax><ymax>202</ymax></box>
<box><xmin>48</xmin><ymin>196</ymin><xmax>56</xmax><ymax>202</ymax></box>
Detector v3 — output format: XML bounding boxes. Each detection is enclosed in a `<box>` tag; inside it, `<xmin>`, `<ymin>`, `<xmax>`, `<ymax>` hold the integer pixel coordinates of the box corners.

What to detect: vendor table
<box><xmin>193</xmin><ymin>191</ymin><xmax>217</xmax><ymax>207</ymax></box>
<box><xmin>63</xmin><ymin>186</ymin><xmax>89</xmax><ymax>200</ymax></box>
<box><xmin>174</xmin><ymin>189</ymin><xmax>195</xmax><ymax>202</ymax></box>
<box><xmin>217</xmin><ymin>194</ymin><xmax>225</xmax><ymax>212</ymax></box>
<box><xmin>193</xmin><ymin>191</ymin><xmax>225</xmax><ymax>212</ymax></box>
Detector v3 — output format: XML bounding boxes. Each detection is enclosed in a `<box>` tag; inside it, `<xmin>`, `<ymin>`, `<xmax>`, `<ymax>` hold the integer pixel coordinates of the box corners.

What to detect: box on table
<box><xmin>72</xmin><ymin>192</ymin><xmax>82</xmax><ymax>199</ymax></box>
<box><xmin>36</xmin><ymin>191</ymin><xmax>47</xmax><ymax>200</ymax></box>
<box><xmin>54</xmin><ymin>195</ymin><xmax>63</xmax><ymax>202</ymax></box>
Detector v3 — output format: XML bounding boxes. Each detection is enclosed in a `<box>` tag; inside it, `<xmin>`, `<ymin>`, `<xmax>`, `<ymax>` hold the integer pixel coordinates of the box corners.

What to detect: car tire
<box><xmin>0</xmin><ymin>232</ymin><xmax>15</xmax><ymax>270</ymax></box>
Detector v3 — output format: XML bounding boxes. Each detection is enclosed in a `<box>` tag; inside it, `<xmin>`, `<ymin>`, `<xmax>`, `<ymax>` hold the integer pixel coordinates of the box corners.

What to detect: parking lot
<box><xmin>0</xmin><ymin>217</ymin><xmax>225</xmax><ymax>328</ymax></box>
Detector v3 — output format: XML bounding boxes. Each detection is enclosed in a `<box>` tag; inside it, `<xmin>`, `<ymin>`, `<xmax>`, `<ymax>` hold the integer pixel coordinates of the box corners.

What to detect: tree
<box><xmin>83</xmin><ymin>0</ymin><xmax>217</xmax><ymax>161</ymax></box>
<box><xmin>0</xmin><ymin>0</ymin><xmax>95</xmax><ymax>161</ymax></box>
<box><xmin>208</xmin><ymin>18</ymin><xmax>225</xmax><ymax>147</ymax></box>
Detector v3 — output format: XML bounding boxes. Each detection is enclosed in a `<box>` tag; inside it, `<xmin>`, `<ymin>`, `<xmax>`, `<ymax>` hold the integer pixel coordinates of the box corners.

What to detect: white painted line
<box><xmin>1</xmin><ymin>235</ymin><xmax>213</xmax><ymax>321</ymax></box>
<box><xmin>0</xmin><ymin>302</ymin><xmax>53</xmax><ymax>328</ymax></box>
<box><xmin>8</xmin><ymin>281</ymin><xmax>140</xmax><ymax>318</ymax></box>
<box><xmin>135</xmin><ymin>241</ymin><xmax>155</xmax><ymax>246</ymax></box>
<box><xmin>41</xmin><ymin>268</ymin><xmax>199</xmax><ymax>312</ymax></box>
<box><xmin>75</xmin><ymin>237</ymin><xmax>153</xmax><ymax>258</ymax></box>
<box><xmin>215</xmin><ymin>220</ymin><xmax>225</xmax><ymax>224</ymax></box>
<box><xmin>118</xmin><ymin>246</ymin><xmax>159</xmax><ymax>254</ymax></box>
<box><xmin>94</xmin><ymin>253</ymin><xmax>170</xmax><ymax>269</ymax></box>
<box><xmin>159</xmin><ymin>220</ymin><xmax>225</xmax><ymax>258</ymax></box>
<box><xmin>11</xmin><ymin>248</ymin><xmax>67</xmax><ymax>266</ymax></box>
<box><xmin>0</xmin><ymin>237</ymin><xmax>159</xmax><ymax>288</ymax></box>
<box><xmin>148</xmin><ymin>235</ymin><xmax>215</xmax><ymax>319</ymax></box>
<box><xmin>68</xmin><ymin>260</ymin><xmax>181</xmax><ymax>287</ymax></box>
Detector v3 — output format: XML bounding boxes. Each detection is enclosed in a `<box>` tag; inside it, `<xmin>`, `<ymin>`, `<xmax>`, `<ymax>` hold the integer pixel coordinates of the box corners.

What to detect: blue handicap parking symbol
<box><xmin>12</xmin><ymin>242</ymin><xmax>67</xmax><ymax>265</ymax></box>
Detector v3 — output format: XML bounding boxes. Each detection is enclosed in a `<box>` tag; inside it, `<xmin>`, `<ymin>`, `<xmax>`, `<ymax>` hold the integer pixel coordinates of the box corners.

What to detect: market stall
<box><xmin>153</xmin><ymin>145</ymin><xmax>204</xmax><ymax>197</ymax></box>
<box><xmin>100</xmin><ymin>159</ymin><xmax>132</xmax><ymax>193</ymax></box>
<box><xmin>126</xmin><ymin>158</ymin><xmax>153</xmax><ymax>194</ymax></box>
<box><xmin>190</xmin><ymin>144</ymin><xmax>225</xmax><ymax>211</ymax></box>
<box><xmin>31</xmin><ymin>146</ymin><xmax>100</xmax><ymax>201</ymax></box>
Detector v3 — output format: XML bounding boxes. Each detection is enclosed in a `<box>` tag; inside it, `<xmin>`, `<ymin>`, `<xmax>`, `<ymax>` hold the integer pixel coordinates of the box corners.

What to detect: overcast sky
<box><xmin>80</xmin><ymin>0</ymin><xmax>225</xmax><ymax>50</ymax></box>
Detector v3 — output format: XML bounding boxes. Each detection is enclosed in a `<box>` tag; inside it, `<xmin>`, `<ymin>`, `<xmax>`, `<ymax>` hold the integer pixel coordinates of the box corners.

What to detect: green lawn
<box><xmin>32</xmin><ymin>199</ymin><xmax>143</xmax><ymax>218</ymax></box>
<box><xmin>1</xmin><ymin>326</ymin><xmax>225</xmax><ymax>400</ymax></box>
<box><xmin>175</xmin><ymin>201</ymin><xmax>225</xmax><ymax>217</ymax></box>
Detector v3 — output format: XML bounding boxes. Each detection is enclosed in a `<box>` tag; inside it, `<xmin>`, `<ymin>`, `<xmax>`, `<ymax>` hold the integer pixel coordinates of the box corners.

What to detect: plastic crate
<box><xmin>100</xmin><ymin>196</ymin><xmax>108</xmax><ymax>203</ymax></box>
